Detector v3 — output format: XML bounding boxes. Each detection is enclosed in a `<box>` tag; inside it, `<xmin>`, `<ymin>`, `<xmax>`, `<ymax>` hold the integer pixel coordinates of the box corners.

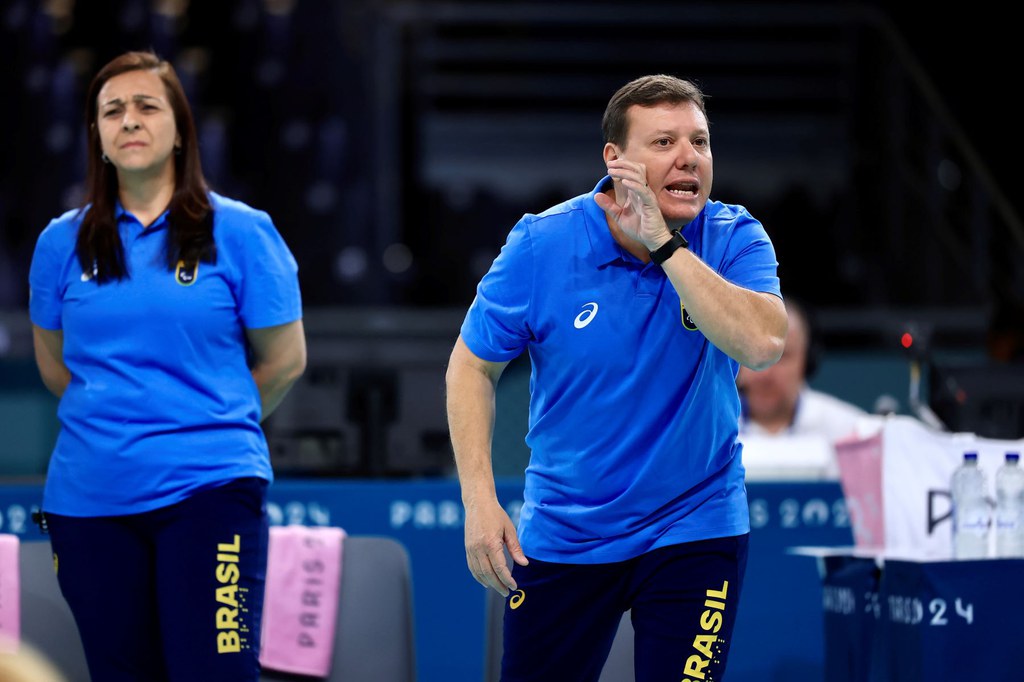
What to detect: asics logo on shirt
<box><xmin>573</xmin><ymin>302</ymin><xmax>599</xmax><ymax>329</ymax></box>
<box><xmin>509</xmin><ymin>589</ymin><xmax>526</xmax><ymax>609</ymax></box>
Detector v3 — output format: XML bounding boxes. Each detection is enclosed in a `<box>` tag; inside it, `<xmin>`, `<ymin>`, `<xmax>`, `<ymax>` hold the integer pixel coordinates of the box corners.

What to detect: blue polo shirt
<box><xmin>28</xmin><ymin>192</ymin><xmax>302</xmax><ymax>516</ymax></box>
<box><xmin>461</xmin><ymin>176</ymin><xmax>781</xmax><ymax>563</ymax></box>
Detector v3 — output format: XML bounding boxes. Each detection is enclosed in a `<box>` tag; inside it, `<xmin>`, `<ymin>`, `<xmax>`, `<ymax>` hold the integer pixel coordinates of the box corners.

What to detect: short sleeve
<box><xmin>235</xmin><ymin>210</ymin><xmax>302</xmax><ymax>329</ymax></box>
<box><xmin>721</xmin><ymin>213</ymin><xmax>782</xmax><ymax>298</ymax></box>
<box><xmin>28</xmin><ymin>220</ymin><xmax>67</xmax><ymax>330</ymax></box>
<box><xmin>459</xmin><ymin>218</ymin><xmax>535</xmax><ymax>362</ymax></box>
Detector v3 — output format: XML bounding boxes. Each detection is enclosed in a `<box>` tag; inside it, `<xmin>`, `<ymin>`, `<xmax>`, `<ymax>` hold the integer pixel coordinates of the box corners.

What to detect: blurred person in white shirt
<box><xmin>737</xmin><ymin>298</ymin><xmax>867</xmax><ymax>478</ymax></box>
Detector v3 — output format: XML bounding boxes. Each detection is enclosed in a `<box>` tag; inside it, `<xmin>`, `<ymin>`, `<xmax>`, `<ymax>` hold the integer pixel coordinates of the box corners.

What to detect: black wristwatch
<box><xmin>649</xmin><ymin>229</ymin><xmax>689</xmax><ymax>265</ymax></box>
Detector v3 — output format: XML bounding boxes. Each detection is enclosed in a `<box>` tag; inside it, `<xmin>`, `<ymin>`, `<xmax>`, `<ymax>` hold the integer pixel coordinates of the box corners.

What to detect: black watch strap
<box><xmin>649</xmin><ymin>230</ymin><xmax>689</xmax><ymax>265</ymax></box>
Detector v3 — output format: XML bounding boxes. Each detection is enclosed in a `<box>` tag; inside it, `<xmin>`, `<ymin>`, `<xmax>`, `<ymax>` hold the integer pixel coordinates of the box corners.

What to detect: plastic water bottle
<box><xmin>995</xmin><ymin>452</ymin><xmax>1024</xmax><ymax>558</ymax></box>
<box><xmin>951</xmin><ymin>452</ymin><xmax>990</xmax><ymax>559</ymax></box>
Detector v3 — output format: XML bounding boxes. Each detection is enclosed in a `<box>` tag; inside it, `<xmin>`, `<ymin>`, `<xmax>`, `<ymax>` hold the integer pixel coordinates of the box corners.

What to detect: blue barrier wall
<box><xmin>0</xmin><ymin>479</ymin><xmax>852</xmax><ymax>681</ymax></box>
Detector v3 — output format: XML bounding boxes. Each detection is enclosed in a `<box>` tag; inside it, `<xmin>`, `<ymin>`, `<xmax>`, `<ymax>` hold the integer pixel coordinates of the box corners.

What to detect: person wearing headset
<box><xmin>737</xmin><ymin>297</ymin><xmax>867</xmax><ymax>477</ymax></box>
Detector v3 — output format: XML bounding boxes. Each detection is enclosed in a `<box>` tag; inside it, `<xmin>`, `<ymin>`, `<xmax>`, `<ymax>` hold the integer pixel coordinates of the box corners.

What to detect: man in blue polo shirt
<box><xmin>446</xmin><ymin>74</ymin><xmax>787</xmax><ymax>681</ymax></box>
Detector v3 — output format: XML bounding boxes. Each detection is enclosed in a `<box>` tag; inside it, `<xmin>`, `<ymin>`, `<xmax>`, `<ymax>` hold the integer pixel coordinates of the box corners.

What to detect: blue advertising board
<box><xmin>816</xmin><ymin>552</ymin><xmax>1024</xmax><ymax>682</ymax></box>
<box><xmin>0</xmin><ymin>479</ymin><xmax>852</xmax><ymax>682</ymax></box>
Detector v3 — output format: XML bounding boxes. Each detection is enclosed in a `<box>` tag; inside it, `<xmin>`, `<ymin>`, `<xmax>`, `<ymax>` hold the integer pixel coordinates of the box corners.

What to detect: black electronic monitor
<box><xmin>929</xmin><ymin>362</ymin><xmax>1024</xmax><ymax>440</ymax></box>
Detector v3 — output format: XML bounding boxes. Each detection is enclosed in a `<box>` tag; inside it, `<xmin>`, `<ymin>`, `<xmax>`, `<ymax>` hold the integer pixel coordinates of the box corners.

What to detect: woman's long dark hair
<box><xmin>77</xmin><ymin>50</ymin><xmax>214</xmax><ymax>283</ymax></box>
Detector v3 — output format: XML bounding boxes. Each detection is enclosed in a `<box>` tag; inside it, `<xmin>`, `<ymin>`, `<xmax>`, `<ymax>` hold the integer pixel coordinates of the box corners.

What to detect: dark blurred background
<box><xmin>1</xmin><ymin>0</ymin><xmax>1022</xmax><ymax>477</ymax></box>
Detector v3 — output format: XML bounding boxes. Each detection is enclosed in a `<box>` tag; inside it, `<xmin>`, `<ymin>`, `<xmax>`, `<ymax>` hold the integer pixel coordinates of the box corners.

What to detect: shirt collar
<box><xmin>115</xmin><ymin>201</ymin><xmax>171</xmax><ymax>231</ymax></box>
<box><xmin>583</xmin><ymin>176</ymin><xmax>628</xmax><ymax>268</ymax></box>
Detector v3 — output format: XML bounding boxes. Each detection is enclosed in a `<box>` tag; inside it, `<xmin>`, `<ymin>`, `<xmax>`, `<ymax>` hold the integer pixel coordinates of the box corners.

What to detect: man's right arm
<box><xmin>445</xmin><ymin>335</ymin><xmax>528</xmax><ymax>595</ymax></box>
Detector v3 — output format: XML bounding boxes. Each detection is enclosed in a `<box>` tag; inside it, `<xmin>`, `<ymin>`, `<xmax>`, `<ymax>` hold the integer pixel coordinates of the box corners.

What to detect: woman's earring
<box><xmin>101</xmin><ymin>153</ymin><xmax>110</xmax><ymax>164</ymax></box>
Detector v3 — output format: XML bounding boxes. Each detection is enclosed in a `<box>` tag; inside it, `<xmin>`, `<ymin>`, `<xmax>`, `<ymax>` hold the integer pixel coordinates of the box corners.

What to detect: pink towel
<box><xmin>836</xmin><ymin>432</ymin><xmax>885</xmax><ymax>550</ymax></box>
<box><xmin>0</xmin><ymin>534</ymin><xmax>19</xmax><ymax>652</ymax></box>
<box><xmin>259</xmin><ymin>526</ymin><xmax>346</xmax><ymax>677</ymax></box>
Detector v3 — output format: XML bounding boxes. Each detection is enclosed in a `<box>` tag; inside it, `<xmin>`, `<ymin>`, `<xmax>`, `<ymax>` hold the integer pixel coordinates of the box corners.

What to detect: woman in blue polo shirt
<box><xmin>28</xmin><ymin>50</ymin><xmax>306</xmax><ymax>681</ymax></box>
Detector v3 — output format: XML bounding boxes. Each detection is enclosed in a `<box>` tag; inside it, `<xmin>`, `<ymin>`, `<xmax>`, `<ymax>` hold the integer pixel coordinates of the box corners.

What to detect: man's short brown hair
<box><xmin>601</xmin><ymin>74</ymin><xmax>708</xmax><ymax>147</ymax></box>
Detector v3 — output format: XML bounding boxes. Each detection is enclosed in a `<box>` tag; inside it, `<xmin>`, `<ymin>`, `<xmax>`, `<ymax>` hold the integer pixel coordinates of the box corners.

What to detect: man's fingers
<box><xmin>606</xmin><ymin>159</ymin><xmax>648</xmax><ymax>188</ymax></box>
<box><xmin>491</xmin><ymin>558</ymin><xmax>517</xmax><ymax>592</ymax></box>
<box><xmin>468</xmin><ymin>546</ymin><xmax>512</xmax><ymax>595</ymax></box>
<box><xmin>593</xmin><ymin>193</ymin><xmax>625</xmax><ymax>228</ymax></box>
<box><xmin>593</xmin><ymin>192</ymin><xmax>616</xmax><ymax>213</ymax></box>
<box><xmin>506</xmin><ymin>536</ymin><xmax>530</xmax><ymax>567</ymax></box>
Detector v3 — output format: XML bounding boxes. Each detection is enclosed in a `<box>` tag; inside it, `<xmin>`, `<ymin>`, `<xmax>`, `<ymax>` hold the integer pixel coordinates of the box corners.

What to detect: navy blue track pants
<box><xmin>45</xmin><ymin>477</ymin><xmax>269</xmax><ymax>682</ymax></box>
<box><xmin>501</xmin><ymin>533</ymin><xmax>749</xmax><ymax>682</ymax></box>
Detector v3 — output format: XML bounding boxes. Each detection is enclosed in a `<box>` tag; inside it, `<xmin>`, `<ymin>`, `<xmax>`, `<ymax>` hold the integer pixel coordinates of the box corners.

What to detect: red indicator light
<box><xmin>901</xmin><ymin>333</ymin><xmax>913</xmax><ymax>349</ymax></box>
